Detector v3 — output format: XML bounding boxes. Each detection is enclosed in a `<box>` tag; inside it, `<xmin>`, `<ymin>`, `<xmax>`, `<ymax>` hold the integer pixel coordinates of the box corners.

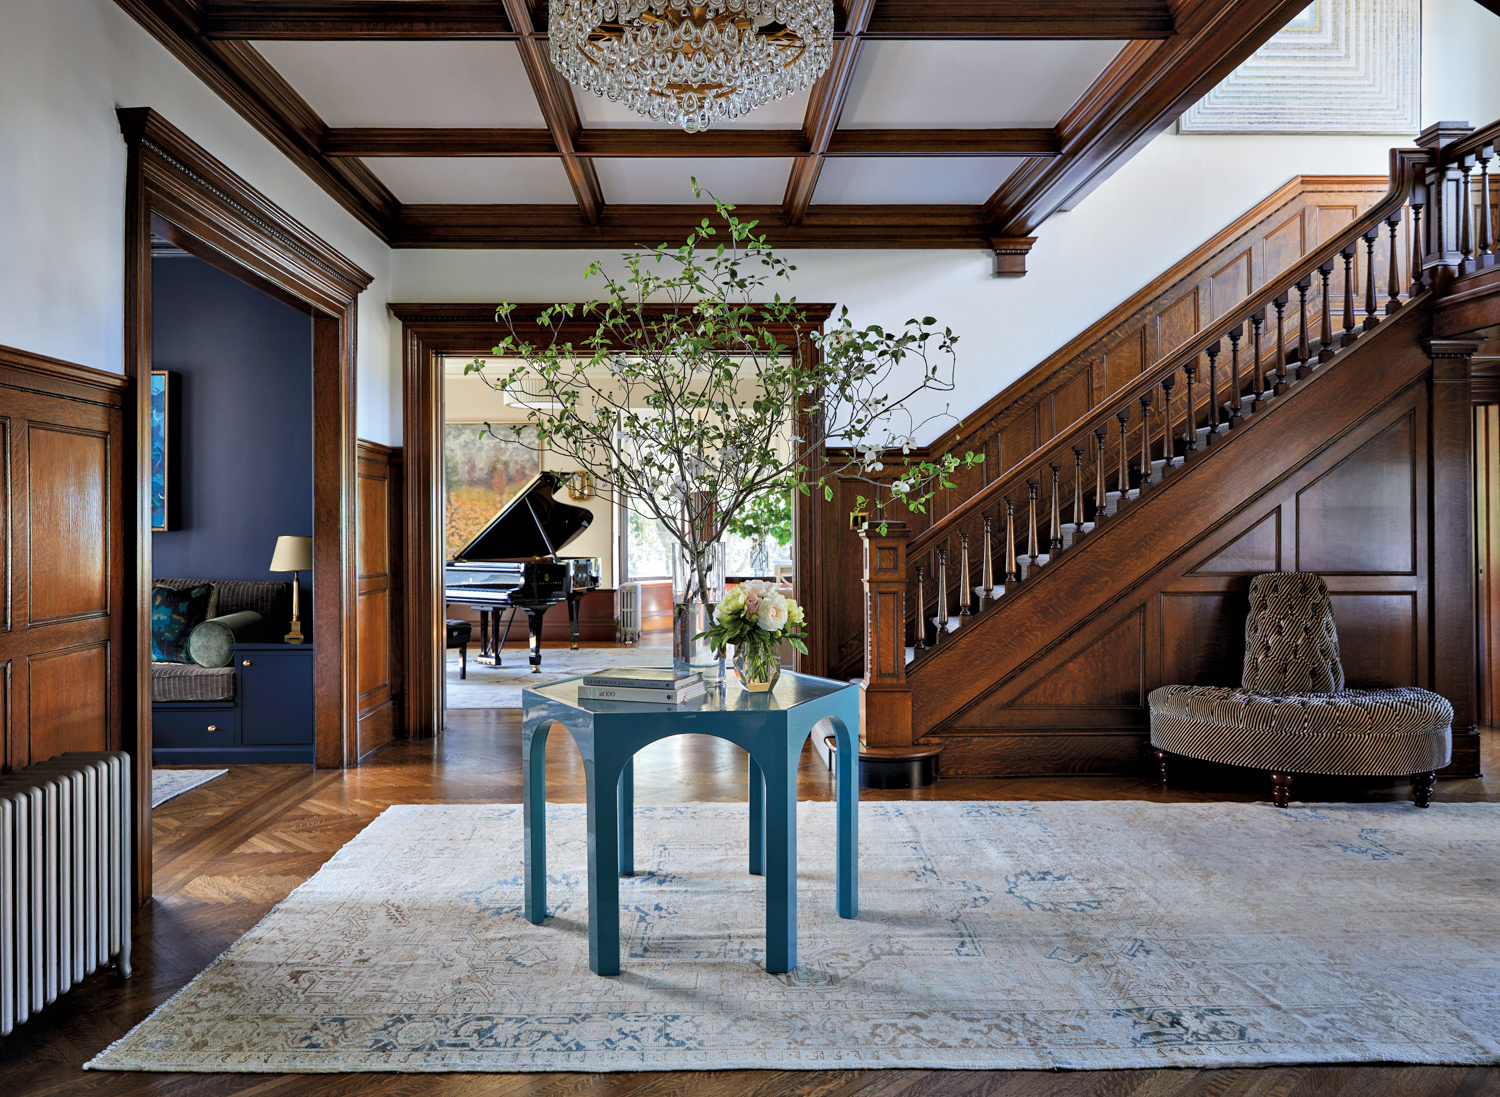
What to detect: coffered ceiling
<box><xmin>116</xmin><ymin>0</ymin><xmax>1315</xmax><ymax>272</ymax></box>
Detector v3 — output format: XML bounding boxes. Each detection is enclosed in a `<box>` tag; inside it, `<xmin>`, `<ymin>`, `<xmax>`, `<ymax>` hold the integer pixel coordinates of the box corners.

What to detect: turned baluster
<box><xmin>1159</xmin><ymin>372</ymin><xmax>1176</xmax><ymax>469</ymax></box>
<box><xmin>1295</xmin><ymin>274</ymin><xmax>1313</xmax><ymax>380</ymax></box>
<box><xmin>1363</xmin><ymin>228</ymin><xmax>1380</xmax><ymax>330</ymax></box>
<box><xmin>1181</xmin><ymin>363</ymin><xmax>1198</xmax><ymax>453</ymax></box>
<box><xmin>1048</xmin><ymin>464</ymin><xmax>1063</xmax><ymax>551</ymax></box>
<box><xmin>1093</xmin><ymin>427</ymin><xmax>1108</xmax><ymax>521</ymax></box>
<box><xmin>1460</xmin><ymin>157</ymin><xmax>1474</xmax><ymax>276</ymax></box>
<box><xmin>1116</xmin><ymin>409</ymin><xmax>1131</xmax><ymax>501</ymax></box>
<box><xmin>1003</xmin><ymin>499</ymin><xmax>1018</xmax><ymax>583</ymax></box>
<box><xmin>1072</xmin><ymin>446</ymin><xmax>1085</xmax><ymax>538</ymax></box>
<box><xmin>914</xmin><ymin>563</ymin><xmax>929</xmax><ymax>648</ymax></box>
<box><xmin>1339</xmin><ymin>245</ymin><xmax>1357</xmax><ymax>347</ymax></box>
<box><xmin>934</xmin><ymin>545</ymin><xmax>950</xmax><ymax>637</ymax></box>
<box><xmin>1026</xmin><ymin>480</ymin><xmax>1040</xmax><ymax>564</ymax></box>
<box><xmin>1273</xmin><ymin>292</ymin><xmax>1291</xmax><ymax>394</ymax></box>
<box><xmin>957</xmin><ymin>533</ymin><xmax>973</xmax><ymax>618</ymax></box>
<box><xmin>1205</xmin><ymin>339</ymin><xmax>1223</xmax><ymax>443</ymax></box>
<box><xmin>1228</xmin><ymin>323</ymin><xmax>1245</xmax><ymax>428</ymax></box>
<box><xmin>1386</xmin><ymin>212</ymin><xmax>1404</xmax><ymax>314</ymax></box>
<box><xmin>1137</xmin><ymin>392</ymin><xmax>1154</xmax><ymax>488</ymax></box>
<box><xmin>1481</xmin><ymin>149</ymin><xmax>1495</xmax><ymax>269</ymax></box>
<box><xmin>1410</xmin><ymin>197</ymin><xmax>1426</xmax><ymax>294</ymax></box>
<box><xmin>1250</xmin><ymin>311</ymin><xmax>1266</xmax><ymax>408</ymax></box>
<box><xmin>979</xmin><ymin>514</ymin><xmax>996</xmax><ymax>601</ymax></box>
<box><xmin>1317</xmin><ymin>260</ymin><xmax>1336</xmax><ymax>363</ymax></box>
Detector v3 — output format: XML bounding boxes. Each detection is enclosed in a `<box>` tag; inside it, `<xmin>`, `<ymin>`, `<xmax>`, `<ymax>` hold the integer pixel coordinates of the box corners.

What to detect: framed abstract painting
<box><xmin>443</xmin><ymin>422</ymin><xmax>540</xmax><ymax>558</ymax></box>
<box><xmin>150</xmin><ymin>370</ymin><xmax>180</xmax><ymax>531</ymax></box>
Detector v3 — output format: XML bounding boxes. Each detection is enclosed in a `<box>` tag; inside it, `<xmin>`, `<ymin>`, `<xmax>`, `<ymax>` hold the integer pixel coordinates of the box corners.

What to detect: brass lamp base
<box><xmin>285</xmin><ymin>570</ymin><xmax>305</xmax><ymax>643</ymax></box>
<box><xmin>285</xmin><ymin>623</ymin><xmax>305</xmax><ymax>644</ymax></box>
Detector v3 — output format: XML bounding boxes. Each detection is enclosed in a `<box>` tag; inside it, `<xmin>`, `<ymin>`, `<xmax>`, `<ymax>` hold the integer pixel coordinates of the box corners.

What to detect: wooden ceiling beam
<box><xmin>394</xmin><ymin>203</ymin><xmax>994</xmax><ymax>248</ymax></box>
<box><xmin>113</xmin><ymin>0</ymin><xmax>399</xmax><ymax>240</ymax></box>
<box><xmin>322</xmin><ymin>127</ymin><xmax>1061</xmax><ymax>157</ymax></box>
<box><xmin>497</xmin><ymin>0</ymin><xmax>604</xmax><ymax>224</ymax></box>
<box><xmin>860</xmin><ymin>0</ymin><xmax>1174</xmax><ymax>39</ymax></box>
<box><xmin>783</xmin><ymin>0</ymin><xmax>877</xmax><ymax>223</ymax></box>
<box><xmin>202</xmin><ymin>2</ymin><xmax>520</xmax><ymax>39</ymax></box>
<box><xmin>983</xmin><ymin>0</ymin><xmax>1315</xmax><ymax>242</ymax></box>
<box><xmin>202</xmin><ymin>0</ymin><xmax>1173</xmax><ymax>40</ymax></box>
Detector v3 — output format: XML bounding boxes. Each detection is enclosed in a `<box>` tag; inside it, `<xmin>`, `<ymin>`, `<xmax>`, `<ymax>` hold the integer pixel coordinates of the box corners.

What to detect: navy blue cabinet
<box><xmin>152</xmin><ymin>644</ymin><xmax>314</xmax><ymax>764</ymax></box>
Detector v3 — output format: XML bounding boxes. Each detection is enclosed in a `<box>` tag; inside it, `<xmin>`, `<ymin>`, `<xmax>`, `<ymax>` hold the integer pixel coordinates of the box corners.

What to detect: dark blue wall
<box><xmin>151</xmin><ymin>253</ymin><xmax>313</xmax><ymax>585</ymax></box>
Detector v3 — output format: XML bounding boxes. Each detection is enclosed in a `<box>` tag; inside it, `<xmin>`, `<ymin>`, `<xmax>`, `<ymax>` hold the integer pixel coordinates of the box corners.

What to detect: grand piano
<box><xmin>445</xmin><ymin>471</ymin><xmax>602</xmax><ymax>673</ymax></box>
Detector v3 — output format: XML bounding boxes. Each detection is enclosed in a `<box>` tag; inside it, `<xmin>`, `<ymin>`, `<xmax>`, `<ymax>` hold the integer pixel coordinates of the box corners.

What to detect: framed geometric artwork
<box><xmin>150</xmin><ymin>370</ymin><xmax>180</xmax><ymax>531</ymax></box>
<box><xmin>443</xmin><ymin>422</ymin><xmax>541</xmax><ymax>558</ymax></box>
<box><xmin>1179</xmin><ymin>0</ymin><xmax>1420</xmax><ymax>135</ymax></box>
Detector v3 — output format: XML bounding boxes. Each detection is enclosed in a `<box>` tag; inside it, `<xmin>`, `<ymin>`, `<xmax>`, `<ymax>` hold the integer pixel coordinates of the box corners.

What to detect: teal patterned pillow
<box><xmin>151</xmin><ymin>583</ymin><xmax>213</xmax><ymax>663</ymax></box>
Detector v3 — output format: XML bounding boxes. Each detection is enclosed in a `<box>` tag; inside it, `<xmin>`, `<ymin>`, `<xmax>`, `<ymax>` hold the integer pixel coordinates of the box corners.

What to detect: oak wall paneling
<box><xmin>121</xmin><ymin>108</ymin><xmax>372</xmax><ymax>904</ymax></box>
<box><xmin>356</xmin><ymin>440</ymin><xmax>404</xmax><ymax>759</ymax></box>
<box><xmin>1477</xmin><ymin>404</ymin><xmax>1500</xmax><ymax>727</ymax></box>
<box><xmin>905</xmin><ymin>302</ymin><xmax>1480</xmax><ymax>777</ymax></box>
<box><xmin>0</xmin><ymin>345</ymin><xmax>127</xmax><ymax>777</ymax></box>
<box><xmin>822</xmin><ymin>176</ymin><xmax>1399</xmax><ymax>679</ymax></box>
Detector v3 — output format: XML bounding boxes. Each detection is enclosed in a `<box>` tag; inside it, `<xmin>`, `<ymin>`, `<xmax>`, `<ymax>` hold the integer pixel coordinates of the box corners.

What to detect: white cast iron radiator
<box><xmin>616</xmin><ymin>582</ymin><xmax>641</xmax><ymax>643</ymax></box>
<box><xmin>1</xmin><ymin>750</ymin><xmax>133</xmax><ymax>1035</ymax></box>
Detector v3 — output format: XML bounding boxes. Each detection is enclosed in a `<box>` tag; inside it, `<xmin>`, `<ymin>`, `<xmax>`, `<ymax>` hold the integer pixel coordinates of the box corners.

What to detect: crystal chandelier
<box><xmin>549</xmin><ymin>1</ymin><xmax>834</xmax><ymax>133</ymax></box>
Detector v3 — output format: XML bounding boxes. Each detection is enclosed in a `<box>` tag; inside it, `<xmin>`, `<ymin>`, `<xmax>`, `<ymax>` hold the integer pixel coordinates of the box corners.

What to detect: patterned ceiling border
<box><xmin>1179</xmin><ymin>0</ymin><xmax>1420</xmax><ymax>135</ymax></box>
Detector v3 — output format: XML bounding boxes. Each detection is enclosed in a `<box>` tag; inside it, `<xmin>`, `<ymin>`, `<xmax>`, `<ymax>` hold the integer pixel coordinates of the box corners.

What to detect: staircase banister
<box><xmin>907</xmin><ymin>146</ymin><xmax>1432</xmax><ymax>561</ymax></box>
<box><xmin>1439</xmin><ymin>119</ymin><xmax>1500</xmax><ymax>165</ymax></box>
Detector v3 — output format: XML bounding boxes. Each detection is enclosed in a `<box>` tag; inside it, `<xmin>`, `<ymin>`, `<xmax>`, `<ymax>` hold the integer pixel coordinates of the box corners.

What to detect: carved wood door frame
<box><xmin>119</xmin><ymin>108</ymin><xmax>373</xmax><ymax>904</ymax></box>
<box><xmin>390</xmin><ymin>304</ymin><xmax>832</xmax><ymax>739</ymax></box>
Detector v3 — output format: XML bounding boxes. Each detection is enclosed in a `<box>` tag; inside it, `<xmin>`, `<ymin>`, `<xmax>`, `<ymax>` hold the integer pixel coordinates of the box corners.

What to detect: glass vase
<box><xmin>732</xmin><ymin>643</ymin><xmax>782</xmax><ymax>692</ymax></box>
<box><xmin>671</xmin><ymin>541</ymin><xmax>725</xmax><ymax>680</ymax></box>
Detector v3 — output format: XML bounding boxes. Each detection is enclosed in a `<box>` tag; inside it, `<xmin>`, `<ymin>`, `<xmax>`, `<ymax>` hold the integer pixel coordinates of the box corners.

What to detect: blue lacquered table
<box><xmin>521</xmin><ymin>671</ymin><xmax>860</xmax><ymax>976</ymax></box>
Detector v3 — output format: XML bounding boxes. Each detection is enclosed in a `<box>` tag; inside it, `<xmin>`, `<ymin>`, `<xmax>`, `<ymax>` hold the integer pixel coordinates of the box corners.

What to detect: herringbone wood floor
<box><xmin>4</xmin><ymin>706</ymin><xmax>1499</xmax><ymax>1096</ymax></box>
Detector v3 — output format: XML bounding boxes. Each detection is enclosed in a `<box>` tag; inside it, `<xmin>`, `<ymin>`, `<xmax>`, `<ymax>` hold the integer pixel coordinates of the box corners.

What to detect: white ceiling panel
<box><xmin>840</xmin><ymin>41</ymin><xmax>1126</xmax><ymax>128</ymax></box>
<box><xmin>253</xmin><ymin>40</ymin><xmax>546</xmax><ymax>127</ymax></box>
<box><xmin>812</xmin><ymin>157</ymin><xmax>1021</xmax><ymax>205</ymax></box>
<box><xmin>575</xmin><ymin>86</ymin><xmax>813</xmax><ymax>128</ymax></box>
<box><xmin>594</xmin><ymin>158</ymin><xmax>793</xmax><ymax>205</ymax></box>
<box><xmin>363</xmin><ymin>157</ymin><xmax>577</xmax><ymax>203</ymax></box>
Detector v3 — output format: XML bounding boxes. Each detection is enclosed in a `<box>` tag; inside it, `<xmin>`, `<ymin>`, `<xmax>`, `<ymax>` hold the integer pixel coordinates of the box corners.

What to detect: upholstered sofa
<box><xmin>151</xmin><ymin>578</ymin><xmax>294</xmax><ymax>702</ymax></box>
<box><xmin>1148</xmin><ymin>572</ymin><xmax>1452</xmax><ymax>807</ymax></box>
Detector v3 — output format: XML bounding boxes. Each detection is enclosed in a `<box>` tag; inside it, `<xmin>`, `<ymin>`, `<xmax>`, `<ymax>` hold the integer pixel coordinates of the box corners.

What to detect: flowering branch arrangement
<box><xmin>466</xmin><ymin>183</ymin><xmax>983</xmax><ymax>607</ymax></box>
<box><xmin>698</xmin><ymin>580</ymin><xmax>807</xmax><ymax>683</ymax></box>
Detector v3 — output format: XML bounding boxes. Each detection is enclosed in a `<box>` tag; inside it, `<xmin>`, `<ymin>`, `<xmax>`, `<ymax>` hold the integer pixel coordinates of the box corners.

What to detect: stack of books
<box><xmin>578</xmin><ymin>667</ymin><xmax>707</xmax><ymax>704</ymax></box>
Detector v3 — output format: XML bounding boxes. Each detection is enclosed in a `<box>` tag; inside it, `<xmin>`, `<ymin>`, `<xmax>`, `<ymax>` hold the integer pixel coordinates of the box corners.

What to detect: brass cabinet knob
<box><xmin>207</xmin><ymin>724</ymin><xmax>218</xmax><ymax>732</ymax></box>
<box><xmin>242</xmin><ymin>659</ymin><xmax>253</xmax><ymax>666</ymax></box>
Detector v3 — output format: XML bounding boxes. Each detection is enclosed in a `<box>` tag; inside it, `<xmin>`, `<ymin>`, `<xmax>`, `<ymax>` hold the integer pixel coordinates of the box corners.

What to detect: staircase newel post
<box><xmin>859</xmin><ymin>520</ymin><xmax>913</xmax><ymax>750</ymax></box>
<box><xmin>1416</xmin><ymin>122</ymin><xmax>1474</xmax><ymax>288</ymax></box>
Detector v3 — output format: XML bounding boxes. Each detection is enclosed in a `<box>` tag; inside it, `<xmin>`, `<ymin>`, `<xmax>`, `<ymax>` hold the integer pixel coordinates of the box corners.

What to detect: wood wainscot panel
<box><xmin>0</xmin><ymin>347</ymin><xmax>125</xmax><ymax>774</ymax></box>
<box><xmin>1295</xmin><ymin>412</ymin><xmax>1418</xmax><ymax>575</ymax></box>
<box><xmin>1478</xmin><ymin>405</ymin><xmax>1500</xmax><ymax>726</ymax></box>
<box><xmin>28</xmin><ymin>643</ymin><xmax>110</xmax><ymax>761</ymax></box>
<box><xmin>820</xmin><ymin>177</ymin><xmax>1394</xmax><ymax>680</ymax></box>
<box><xmin>356</xmin><ymin>441</ymin><xmax>403</xmax><ymax>758</ymax></box>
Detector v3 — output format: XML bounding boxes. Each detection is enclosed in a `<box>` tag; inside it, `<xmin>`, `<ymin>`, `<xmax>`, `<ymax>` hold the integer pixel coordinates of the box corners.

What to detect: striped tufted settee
<box><xmin>1148</xmin><ymin>572</ymin><xmax>1452</xmax><ymax>808</ymax></box>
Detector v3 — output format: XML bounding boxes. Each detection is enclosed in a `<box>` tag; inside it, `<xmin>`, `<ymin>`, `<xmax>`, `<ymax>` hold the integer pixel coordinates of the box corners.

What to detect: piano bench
<box><xmin>446</xmin><ymin>619</ymin><xmax>473</xmax><ymax>680</ymax></box>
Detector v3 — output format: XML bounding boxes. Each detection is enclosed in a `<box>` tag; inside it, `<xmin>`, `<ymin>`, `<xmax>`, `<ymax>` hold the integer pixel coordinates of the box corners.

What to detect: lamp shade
<box><xmin>269</xmin><ymin>535</ymin><xmax>313</xmax><ymax>573</ymax></box>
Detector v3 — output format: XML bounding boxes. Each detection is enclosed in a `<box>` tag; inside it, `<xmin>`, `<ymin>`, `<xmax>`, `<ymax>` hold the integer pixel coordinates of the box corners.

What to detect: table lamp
<box><xmin>269</xmin><ymin>535</ymin><xmax>313</xmax><ymax>644</ymax></box>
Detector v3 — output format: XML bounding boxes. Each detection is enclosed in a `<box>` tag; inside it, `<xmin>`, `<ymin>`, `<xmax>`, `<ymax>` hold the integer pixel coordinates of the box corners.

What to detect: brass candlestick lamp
<box><xmin>269</xmin><ymin>535</ymin><xmax>313</xmax><ymax>644</ymax></box>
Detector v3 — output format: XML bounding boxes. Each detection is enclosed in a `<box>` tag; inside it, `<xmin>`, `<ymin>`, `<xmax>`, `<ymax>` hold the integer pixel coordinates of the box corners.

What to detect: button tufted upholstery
<box><xmin>1148</xmin><ymin>572</ymin><xmax>1451</xmax><ymax>805</ymax></box>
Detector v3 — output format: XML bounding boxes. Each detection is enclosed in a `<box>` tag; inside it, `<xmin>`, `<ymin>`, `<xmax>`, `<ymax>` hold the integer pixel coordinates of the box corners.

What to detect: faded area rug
<box><xmin>445</xmin><ymin>645</ymin><xmax>669</xmax><ymax>709</ymax></box>
<box><xmin>89</xmin><ymin>801</ymin><xmax>1500</xmax><ymax>1073</ymax></box>
<box><xmin>150</xmin><ymin>768</ymin><xmax>228</xmax><ymax>808</ymax></box>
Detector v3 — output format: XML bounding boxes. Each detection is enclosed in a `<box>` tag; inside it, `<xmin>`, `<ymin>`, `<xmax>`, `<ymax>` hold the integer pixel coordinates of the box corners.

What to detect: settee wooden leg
<box><xmin>1412</xmin><ymin>771</ymin><xmax>1436</xmax><ymax>808</ymax></box>
<box><xmin>1270</xmin><ymin>771</ymin><xmax>1294</xmax><ymax>808</ymax></box>
<box><xmin>1152</xmin><ymin>748</ymin><xmax>1170</xmax><ymax>787</ymax></box>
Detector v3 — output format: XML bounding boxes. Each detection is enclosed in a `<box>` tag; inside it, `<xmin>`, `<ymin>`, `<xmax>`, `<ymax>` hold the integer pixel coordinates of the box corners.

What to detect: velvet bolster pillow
<box><xmin>188</xmin><ymin>610</ymin><xmax>264</xmax><ymax>668</ymax></box>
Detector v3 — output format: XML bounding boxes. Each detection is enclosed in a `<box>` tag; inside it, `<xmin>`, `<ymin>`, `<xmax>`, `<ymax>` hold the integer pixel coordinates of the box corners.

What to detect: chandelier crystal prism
<box><xmin>549</xmin><ymin>0</ymin><xmax>834</xmax><ymax>133</ymax></box>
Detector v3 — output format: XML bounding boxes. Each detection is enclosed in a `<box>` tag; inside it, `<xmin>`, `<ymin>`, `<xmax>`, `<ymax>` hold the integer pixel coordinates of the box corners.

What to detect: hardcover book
<box><xmin>576</xmin><ymin>681</ymin><xmax>709</xmax><ymax>705</ymax></box>
<box><xmin>581</xmin><ymin>667</ymin><xmax>701</xmax><ymax>690</ymax></box>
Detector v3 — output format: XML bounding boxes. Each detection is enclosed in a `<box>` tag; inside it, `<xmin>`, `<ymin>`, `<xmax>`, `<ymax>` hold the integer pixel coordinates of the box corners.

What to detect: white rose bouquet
<box><xmin>697</xmin><ymin>579</ymin><xmax>808</xmax><ymax>687</ymax></box>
